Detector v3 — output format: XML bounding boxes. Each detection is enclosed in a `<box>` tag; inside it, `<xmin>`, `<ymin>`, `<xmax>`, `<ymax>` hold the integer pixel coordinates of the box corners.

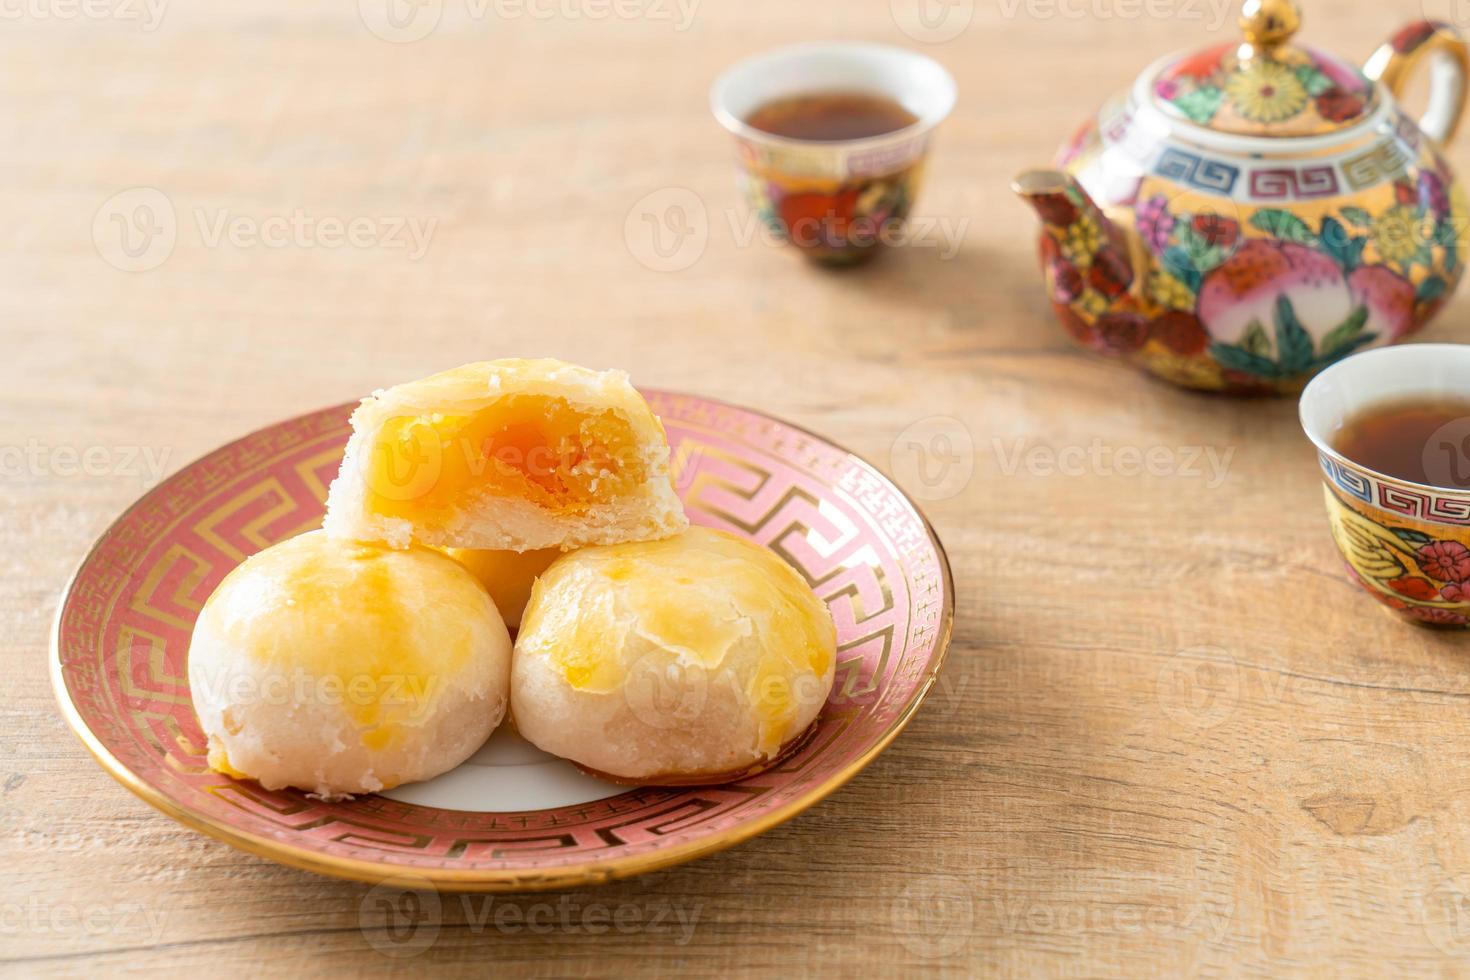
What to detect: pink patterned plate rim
<box><xmin>51</xmin><ymin>391</ymin><xmax>956</xmax><ymax>891</ymax></box>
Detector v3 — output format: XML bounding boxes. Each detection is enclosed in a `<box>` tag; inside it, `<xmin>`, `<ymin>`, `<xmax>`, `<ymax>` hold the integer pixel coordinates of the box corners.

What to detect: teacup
<box><xmin>709</xmin><ymin>42</ymin><xmax>955</xmax><ymax>266</ymax></box>
<box><xmin>1300</xmin><ymin>344</ymin><xmax>1470</xmax><ymax>629</ymax></box>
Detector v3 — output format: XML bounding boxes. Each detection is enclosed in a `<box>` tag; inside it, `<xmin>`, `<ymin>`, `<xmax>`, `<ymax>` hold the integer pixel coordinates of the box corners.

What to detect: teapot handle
<box><xmin>1364</xmin><ymin>21</ymin><xmax>1470</xmax><ymax>144</ymax></box>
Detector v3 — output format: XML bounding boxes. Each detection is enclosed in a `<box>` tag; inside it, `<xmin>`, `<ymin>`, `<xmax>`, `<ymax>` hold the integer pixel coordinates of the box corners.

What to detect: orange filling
<box><xmin>362</xmin><ymin>395</ymin><xmax>644</xmax><ymax>519</ymax></box>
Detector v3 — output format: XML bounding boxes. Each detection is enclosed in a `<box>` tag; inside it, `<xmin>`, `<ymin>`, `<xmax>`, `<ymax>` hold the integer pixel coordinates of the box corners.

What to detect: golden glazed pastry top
<box><xmin>193</xmin><ymin>531</ymin><xmax>501</xmax><ymax>753</ymax></box>
<box><xmin>516</xmin><ymin>527</ymin><xmax>837</xmax><ymax>756</ymax></box>
<box><xmin>355</xmin><ymin>359</ymin><xmax>659</xmax><ymax>417</ymax></box>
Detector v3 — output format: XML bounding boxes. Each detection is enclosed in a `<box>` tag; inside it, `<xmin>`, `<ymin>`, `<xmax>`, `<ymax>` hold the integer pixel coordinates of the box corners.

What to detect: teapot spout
<box><xmin>1012</xmin><ymin>169</ymin><xmax>1142</xmax><ymax>327</ymax></box>
<box><xmin>1013</xmin><ymin>168</ymin><xmax>1101</xmax><ymax>230</ymax></box>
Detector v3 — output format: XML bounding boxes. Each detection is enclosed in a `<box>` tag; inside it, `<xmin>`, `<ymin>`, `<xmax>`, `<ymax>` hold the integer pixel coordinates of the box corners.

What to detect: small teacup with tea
<box><xmin>710</xmin><ymin>42</ymin><xmax>955</xmax><ymax>265</ymax></box>
<box><xmin>1301</xmin><ymin>344</ymin><xmax>1470</xmax><ymax>629</ymax></box>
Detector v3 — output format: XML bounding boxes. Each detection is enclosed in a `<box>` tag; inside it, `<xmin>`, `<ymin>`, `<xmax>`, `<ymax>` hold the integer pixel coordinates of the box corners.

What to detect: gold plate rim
<box><xmin>49</xmin><ymin>394</ymin><xmax>958</xmax><ymax>892</ymax></box>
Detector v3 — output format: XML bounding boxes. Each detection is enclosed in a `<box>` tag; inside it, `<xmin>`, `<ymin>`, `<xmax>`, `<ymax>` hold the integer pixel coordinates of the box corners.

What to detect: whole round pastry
<box><xmin>511</xmin><ymin>527</ymin><xmax>837</xmax><ymax>783</ymax></box>
<box><xmin>188</xmin><ymin>530</ymin><xmax>511</xmax><ymax>797</ymax></box>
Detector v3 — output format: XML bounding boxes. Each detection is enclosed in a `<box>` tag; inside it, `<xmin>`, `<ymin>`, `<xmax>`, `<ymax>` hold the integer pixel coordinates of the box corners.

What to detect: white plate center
<box><xmin>380</xmin><ymin>727</ymin><xmax>633</xmax><ymax>812</ymax></box>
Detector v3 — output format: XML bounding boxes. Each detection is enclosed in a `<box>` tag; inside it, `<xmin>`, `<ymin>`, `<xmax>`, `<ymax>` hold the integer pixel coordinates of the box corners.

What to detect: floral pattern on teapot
<box><xmin>1154</xmin><ymin>41</ymin><xmax>1374</xmax><ymax>135</ymax></box>
<box><xmin>1035</xmin><ymin>148</ymin><xmax>1465</xmax><ymax>393</ymax></box>
<box><xmin>1015</xmin><ymin>3</ymin><xmax>1470</xmax><ymax>394</ymax></box>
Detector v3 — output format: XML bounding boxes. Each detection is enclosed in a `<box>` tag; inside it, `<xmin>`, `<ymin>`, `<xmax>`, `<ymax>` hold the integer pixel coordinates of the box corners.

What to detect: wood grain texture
<box><xmin>5</xmin><ymin>0</ymin><xmax>1470</xmax><ymax>974</ymax></box>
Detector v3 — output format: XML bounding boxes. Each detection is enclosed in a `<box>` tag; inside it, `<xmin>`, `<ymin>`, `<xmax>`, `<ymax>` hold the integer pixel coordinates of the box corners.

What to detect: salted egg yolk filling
<box><xmin>362</xmin><ymin>395</ymin><xmax>645</xmax><ymax>519</ymax></box>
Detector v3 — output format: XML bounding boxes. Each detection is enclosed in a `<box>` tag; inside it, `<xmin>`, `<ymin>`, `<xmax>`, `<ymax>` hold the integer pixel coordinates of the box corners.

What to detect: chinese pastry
<box><xmin>188</xmin><ymin>530</ymin><xmax>512</xmax><ymax>797</ymax></box>
<box><xmin>324</xmin><ymin>358</ymin><xmax>687</xmax><ymax>552</ymax></box>
<box><xmin>510</xmin><ymin>527</ymin><xmax>836</xmax><ymax>784</ymax></box>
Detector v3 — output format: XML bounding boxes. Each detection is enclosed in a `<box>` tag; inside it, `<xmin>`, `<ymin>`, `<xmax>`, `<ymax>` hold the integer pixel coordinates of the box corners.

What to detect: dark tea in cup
<box><xmin>744</xmin><ymin>91</ymin><xmax>919</xmax><ymax>142</ymax></box>
<box><xmin>1333</xmin><ymin>397</ymin><xmax>1470</xmax><ymax>490</ymax></box>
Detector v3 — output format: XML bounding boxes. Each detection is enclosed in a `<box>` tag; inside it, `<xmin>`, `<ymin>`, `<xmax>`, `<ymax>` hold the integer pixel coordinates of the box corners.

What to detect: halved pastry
<box><xmin>324</xmin><ymin>359</ymin><xmax>688</xmax><ymax>551</ymax></box>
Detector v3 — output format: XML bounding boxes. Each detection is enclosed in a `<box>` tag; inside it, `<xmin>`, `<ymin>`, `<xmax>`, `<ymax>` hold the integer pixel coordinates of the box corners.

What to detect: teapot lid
<box><xmin>1149</xmin><ymin>0</ymin><xmax>1377</xmax><ymax>138</ymax></box>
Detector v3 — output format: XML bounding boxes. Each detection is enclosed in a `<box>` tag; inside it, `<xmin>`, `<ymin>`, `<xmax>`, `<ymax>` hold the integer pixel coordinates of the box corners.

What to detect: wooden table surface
<box><xmin>8</xmin><ymin>0</ymin><xmax>1470</xmax><ymax>974</ymax></box>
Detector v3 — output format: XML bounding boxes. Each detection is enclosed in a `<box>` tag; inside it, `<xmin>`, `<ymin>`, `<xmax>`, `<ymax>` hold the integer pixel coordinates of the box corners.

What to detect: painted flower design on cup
<box><xmin>1330</xmin><ymin>497</ymin><xmax>1470</xmax><ymax>629</ymax></box>
<box><xmin>749</xmin><ymin>170</ymin><xmax>917</xmax><ymax>263</ymax></box>
<box><xmin>1418</xmin><ymin>540</ymin><xmax>1470</xmax><ymax>584</ymax></box>
<box><xmin>1408</xmin><ymin>606</ymin><xmax>1470</xmax><ymax>627</ymax></box>
<box><xmin>1440</xmin><ymin>582</ymin><xmax>1470</xmax><ymax>603</ymax></box>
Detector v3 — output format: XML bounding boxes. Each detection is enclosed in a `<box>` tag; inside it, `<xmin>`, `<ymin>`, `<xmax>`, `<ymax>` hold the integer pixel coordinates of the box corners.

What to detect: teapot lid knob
<box><xmin>1239</xmin><ymin>0</ymin><xmax>1300</xmax><ymax>48</ymax></box>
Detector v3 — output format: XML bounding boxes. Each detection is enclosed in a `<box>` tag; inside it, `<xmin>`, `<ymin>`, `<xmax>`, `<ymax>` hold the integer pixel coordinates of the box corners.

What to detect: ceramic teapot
<box><xmin>1014</xmin><ymin>0</ymin><xmax>1470</xmax><ymax>394</ymax></box>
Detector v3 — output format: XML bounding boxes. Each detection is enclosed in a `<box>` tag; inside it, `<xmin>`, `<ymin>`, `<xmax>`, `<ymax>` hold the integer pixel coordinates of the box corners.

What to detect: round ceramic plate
<box><xmin>51</xmin><ymin>392</ymin><xmax>954</xmax><ymax>891</ymax></box>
